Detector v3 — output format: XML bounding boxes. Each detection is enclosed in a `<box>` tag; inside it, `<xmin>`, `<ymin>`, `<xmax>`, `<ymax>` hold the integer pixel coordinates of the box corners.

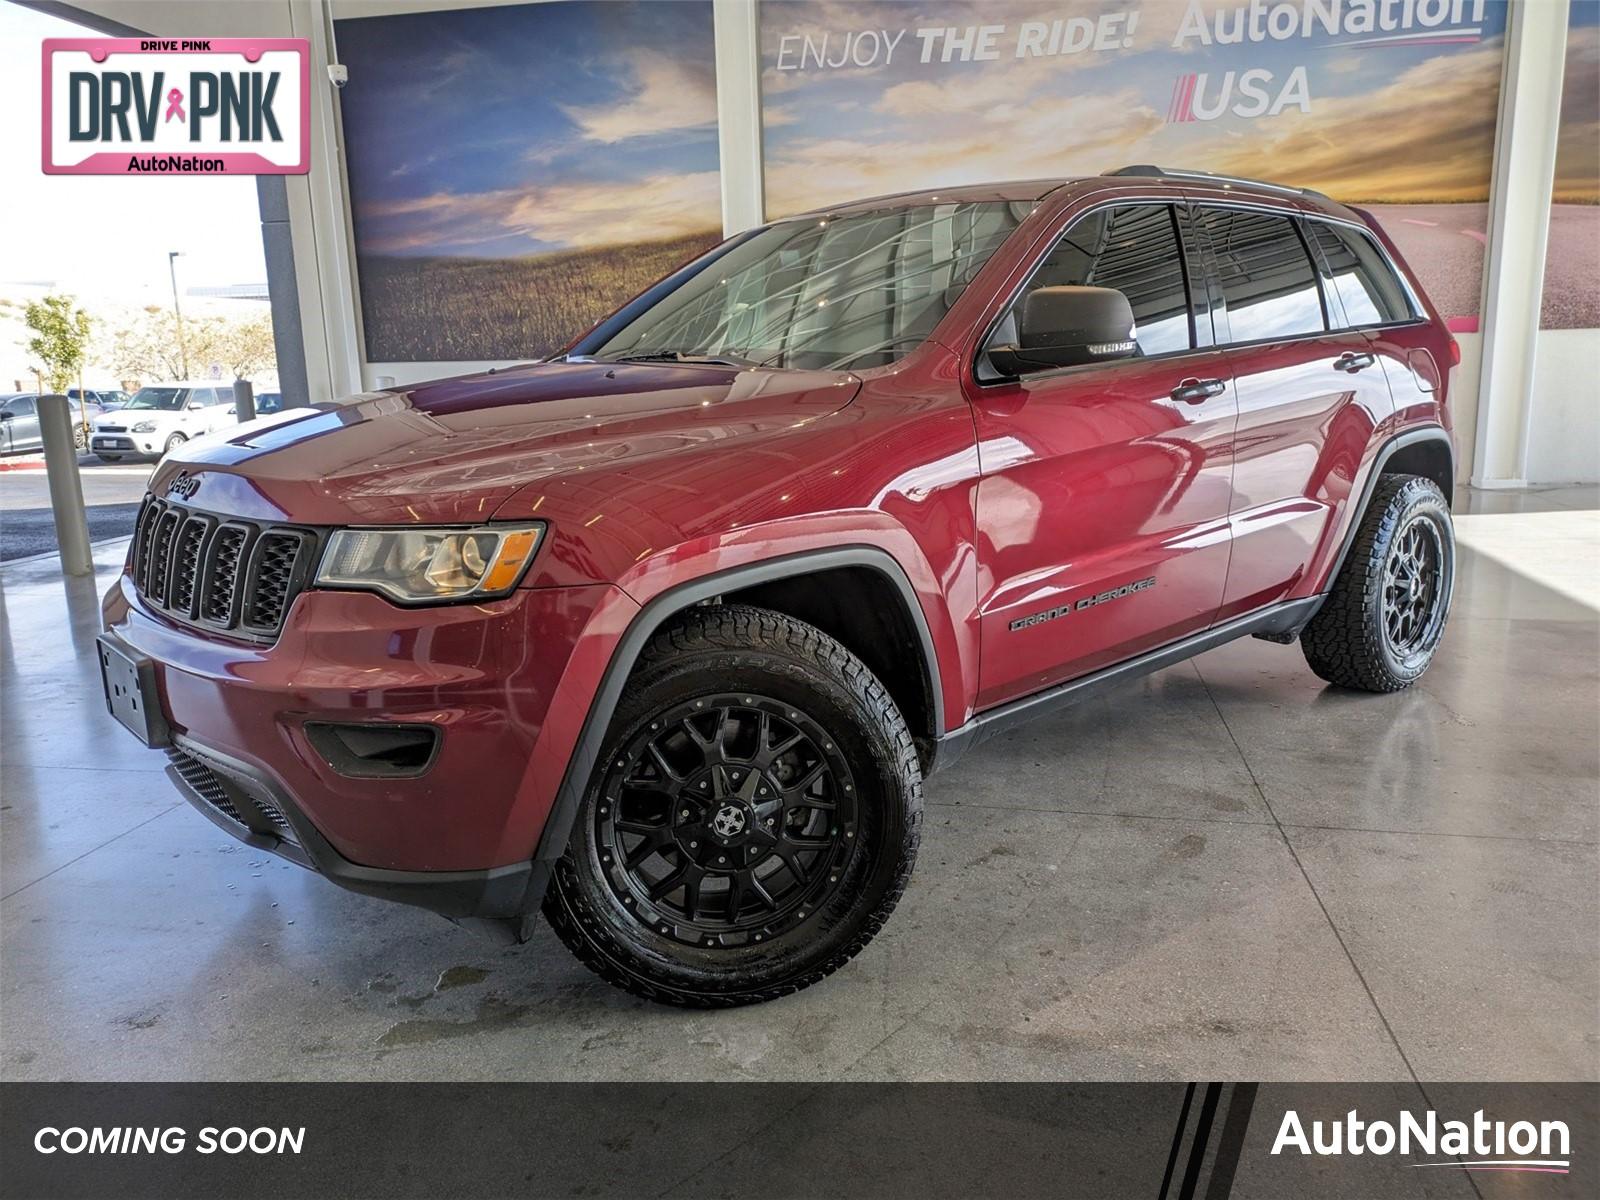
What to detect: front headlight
<box><xmin>315</xmin><ymin>524</ymin><xmax>545</xmax><ymax>604</ymax></box>
<box><xmin>131</xmin><ymin>420</ymin><xmax>157</xmax><ymax>433</ymax></box>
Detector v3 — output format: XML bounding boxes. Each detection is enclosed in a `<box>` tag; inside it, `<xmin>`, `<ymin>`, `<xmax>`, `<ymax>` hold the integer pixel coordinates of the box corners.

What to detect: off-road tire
<box><xmin>544</xmin><ymin>604</ymin><xmax>923</xmax><ymax>1007</ymax></box>
<box><xmin>1301</xmin><ymin>474</ymin><xmax>1454</xmax><ymax>692</ymax></box>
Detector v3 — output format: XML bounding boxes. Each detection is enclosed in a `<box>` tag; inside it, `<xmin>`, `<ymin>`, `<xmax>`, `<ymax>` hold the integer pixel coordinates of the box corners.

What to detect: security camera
<box><xmin>327</xmin><ymin>63</ymin><xmax>348</xmax><ymax>88</ymax></box>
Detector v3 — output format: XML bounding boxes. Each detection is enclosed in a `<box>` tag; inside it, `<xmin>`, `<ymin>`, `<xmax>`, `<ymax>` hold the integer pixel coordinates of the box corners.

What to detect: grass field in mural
<box><xmin>356</xmin><ymin>231</ymin><xmax>720</xmax><ymax>363</ymax></box>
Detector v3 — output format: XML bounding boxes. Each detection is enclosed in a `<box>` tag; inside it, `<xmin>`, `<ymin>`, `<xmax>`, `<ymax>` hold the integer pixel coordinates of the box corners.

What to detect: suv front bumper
<box><xmin>163</xmin><ymin>733</ymin><xmax>534</xmax><ymax>920</ymax></box>
<box><xmin>101</xmin><ymin>572</ymin><xmax>638</xmax><ymax>918</ymax></box>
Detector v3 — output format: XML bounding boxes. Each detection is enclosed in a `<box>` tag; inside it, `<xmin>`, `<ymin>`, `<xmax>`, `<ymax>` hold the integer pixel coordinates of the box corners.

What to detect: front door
<box><xmin>968</xmin><ymin>202</ymin><xmax>1236</xmax><ymax>710</ymax></box>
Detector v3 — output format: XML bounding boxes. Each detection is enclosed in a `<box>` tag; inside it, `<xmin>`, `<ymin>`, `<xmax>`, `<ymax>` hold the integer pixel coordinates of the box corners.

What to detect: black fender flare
<box><xmin>1318</xmin><ymin>424</ymin><xmax>1454</xmax><ymax>597</ymax></box>
<box><xmin>514</xmin><ymin>545</ymin><xmax>945</xmax><ymax>925</ymax></box>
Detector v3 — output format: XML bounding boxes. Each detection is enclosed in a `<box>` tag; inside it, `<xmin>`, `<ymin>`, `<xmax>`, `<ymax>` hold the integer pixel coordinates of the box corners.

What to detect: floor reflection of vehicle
<box><xmin>98</xmin><ymin>167</ymin><xmax>1461</xmax><ymax>1009</ymax></box>
<box><xmin>90</xmin><ymin>382</ymin><xmax>237</xmax><ymax>461</ymax></box>
<box><xmin>1</xmin><ymin>393</ymin><xmax>105</xmax><ymax>452</ymax></box>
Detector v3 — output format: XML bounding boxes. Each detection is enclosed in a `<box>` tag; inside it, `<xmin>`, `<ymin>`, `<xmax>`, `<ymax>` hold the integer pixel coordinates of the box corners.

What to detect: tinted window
<box><xmin>1198</xmin><ymin>208</ymin><xmax>1326</xmax><ymax>343</ymax></box>
<box><xmin>590</xmin><ymin>201</ymin><xmax>1028</xmax><ymax>370</ymax></box>
<box><xmin>8</xmin><ymin>397</ymin><xmax>35</xmax><ymax>416</ymax></box>
<box><xmin>1307</xmin><ymin>221</ymin><xmax>1414</xmax><ymax>326</ymax></box>
<box><xmin>1026</xmin><ymin>204</ymin><xmax>1193</xmax><ymax>355</ymax></box>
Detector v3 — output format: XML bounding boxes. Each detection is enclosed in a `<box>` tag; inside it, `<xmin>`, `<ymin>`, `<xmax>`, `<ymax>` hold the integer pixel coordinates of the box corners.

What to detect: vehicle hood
<box><xmin>150</xmin><ymin>361</ymin><xmax>861</xmax><ymax>525</ymax></box>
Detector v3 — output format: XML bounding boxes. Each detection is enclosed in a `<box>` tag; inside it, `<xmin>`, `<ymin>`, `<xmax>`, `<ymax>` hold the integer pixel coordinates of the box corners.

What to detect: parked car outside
<box><xmin>69</xmin><ymin>386</ymin><xmax>133</xmax><ymax>411</ymax></box>
<box><xmin>1</xmin><ymin>392</ymin><xmax>105</xmax><ymax>452</ymax></box>
<box><xmin>100</xmin><ymin>168</ymin><xmax>1458</xmax><ymax>1006</ymax></box>
<box><xmin>254</xmin><ymin>391</ymin><xmax>286</xmax><ymax>414</ymax></box>
<box><xmin>90</xmin><ymin>382</ymin><xmax>237</xmax><ymax>461</ymax></box>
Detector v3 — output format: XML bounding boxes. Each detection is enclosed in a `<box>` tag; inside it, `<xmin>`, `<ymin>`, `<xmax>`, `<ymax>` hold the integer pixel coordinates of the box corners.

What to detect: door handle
<box><xmin>1170</xmin><ymin>377</ymin><xmax>1226</xmax><ymax>404</ymax></box>
<box><xmin>1335</xmin><ymin>351</ymin><xmax>1376</xmax><ymax>372</ymax></box>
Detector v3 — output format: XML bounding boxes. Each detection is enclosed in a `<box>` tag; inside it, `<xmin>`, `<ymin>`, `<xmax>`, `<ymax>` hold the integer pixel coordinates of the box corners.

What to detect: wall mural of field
<box><xmin>354</xmin><ymin>231</ymin><xmax>720</xmax><ymax>364</ymax></box>
<box><xmin>335</xmin><ymin>1</ymin><xmax>721</xmax><ymax>363</ymax></box>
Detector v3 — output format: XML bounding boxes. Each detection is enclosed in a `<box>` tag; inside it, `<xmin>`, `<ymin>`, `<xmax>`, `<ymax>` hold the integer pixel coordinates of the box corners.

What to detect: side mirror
<box><xmin>0</xmin><ymin>410</ymin><xmax>12</xmax><ymax>420</ymax></box>
<box><xmin>988</xmin><ymin>286</ymin><xmax>1139</xmax><ymax>376</ymax></box>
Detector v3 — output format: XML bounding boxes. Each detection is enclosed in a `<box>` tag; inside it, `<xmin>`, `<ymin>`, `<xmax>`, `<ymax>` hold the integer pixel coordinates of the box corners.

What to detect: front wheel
<box><xmin>73</xmin><ymin>424</ymin><xmax>87</xmax><ymax>451</ymax></box>
<box><xmin>544</xmin><ymin>605</ymin><xmax>923</xmax><ymax>1007</ymax></box>
<box><xmin>1301</xmin><ymin>474</ymin><xmax>1454</xmax><ymax>691</ymax></box>
<box><xmin>161</xmin><ymin>432</ymin><xmax>186</xmax><ymax>457</ymax></box>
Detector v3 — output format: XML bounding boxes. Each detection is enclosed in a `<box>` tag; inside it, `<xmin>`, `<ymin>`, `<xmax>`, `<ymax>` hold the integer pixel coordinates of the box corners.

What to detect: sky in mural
<box><xmin>337</xmin><ymin>0</ymin><xmax>720</xmax><ymax>259</ymax></box>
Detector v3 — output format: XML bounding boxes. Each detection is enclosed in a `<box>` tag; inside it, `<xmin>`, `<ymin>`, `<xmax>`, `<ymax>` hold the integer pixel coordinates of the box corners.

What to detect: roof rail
<box><xmin>1103</xmin><ymin>165</ymin><xmax>1330</xmax><ymax>202</ymax></box>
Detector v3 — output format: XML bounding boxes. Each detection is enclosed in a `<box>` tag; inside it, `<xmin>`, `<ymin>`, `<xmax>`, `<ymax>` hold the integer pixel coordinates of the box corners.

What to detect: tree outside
<box><xmin>102</xmin><ymin>306</ymin><xmax>276</xmax><ymax>385</ymax></box>
<box><xmin>23</xmin><ymin>294</ymin><xmax>92</xmax><ymax>392</ymax></box>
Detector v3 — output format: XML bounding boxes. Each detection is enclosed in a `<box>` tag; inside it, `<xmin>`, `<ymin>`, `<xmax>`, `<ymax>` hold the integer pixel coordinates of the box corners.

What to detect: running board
<box><xmin>928</xmin><ymin>596</ymin><xmax>1322</xmax><ymax>773</ymax></box>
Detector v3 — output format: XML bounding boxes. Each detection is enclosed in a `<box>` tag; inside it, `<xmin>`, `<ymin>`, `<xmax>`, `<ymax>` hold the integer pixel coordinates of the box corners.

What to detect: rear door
<box><xmin>1192</xmin><ymin>204</ymin><xmax>1395</xmax><ymax>621</ymax></box>
<box><xmin>968</xmin><ymin>200</ymin><xmax>1236</xmax><ymax>710</ymax></box>
<box><xmin>211</xmin><ymin>386</ymin><xmax>236</xmax><ymax>431</ymax></box>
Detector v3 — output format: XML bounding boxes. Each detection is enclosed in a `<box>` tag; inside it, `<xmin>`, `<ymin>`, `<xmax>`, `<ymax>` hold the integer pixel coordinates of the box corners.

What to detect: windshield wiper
<box><xmin>604</xmin><ymin>350</ymin><xmax>757</xmax><ymax>367</ymax></box>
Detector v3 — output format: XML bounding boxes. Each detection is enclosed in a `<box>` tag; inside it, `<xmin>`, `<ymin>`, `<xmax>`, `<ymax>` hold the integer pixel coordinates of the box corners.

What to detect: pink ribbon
<box><xmin>164</xmin><ymin>88</ymin><xmax>185</xmax><ymax>123</ymax></box>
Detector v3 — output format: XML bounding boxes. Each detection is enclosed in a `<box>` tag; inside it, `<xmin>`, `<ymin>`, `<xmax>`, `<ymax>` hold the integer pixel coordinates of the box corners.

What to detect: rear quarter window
<box><xmin>1306</xmin><ymin>220</ymin><xmax>1416</xmax><ymax>327</ymax></box>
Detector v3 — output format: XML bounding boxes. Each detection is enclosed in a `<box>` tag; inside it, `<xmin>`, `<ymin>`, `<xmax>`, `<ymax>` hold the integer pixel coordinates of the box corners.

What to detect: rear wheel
<box><xmin>1301</xmin><ymin>474</ymin><xmax>1454</xmax><ymax>692</ymax></box>
<box><xmin>544</xmin><ymin>605</ymin><xmax>922</xmax><ymax>1007</ymax></box>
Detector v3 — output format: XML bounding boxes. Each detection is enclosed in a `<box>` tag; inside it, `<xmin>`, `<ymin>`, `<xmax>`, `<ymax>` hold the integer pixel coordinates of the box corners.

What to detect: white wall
<box><xmin>1527</xmin><ymin>330</ymin><xmax>1600</xmax><ymax>483</ymax></box>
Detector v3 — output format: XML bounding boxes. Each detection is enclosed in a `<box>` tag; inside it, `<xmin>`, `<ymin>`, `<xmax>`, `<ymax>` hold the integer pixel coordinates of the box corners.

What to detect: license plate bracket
<box><xmin>97</xmin><ymin>634</ymin><xmax>171</xmax><ymax>748</ymax></box>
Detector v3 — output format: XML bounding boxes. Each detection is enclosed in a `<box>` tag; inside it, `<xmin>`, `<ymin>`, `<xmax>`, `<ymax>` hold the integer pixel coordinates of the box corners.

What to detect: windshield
<box><xmin>586</xmin><ymin>201</ymin><xmax>1029</xmax><ymax>371</ymax></box>
<box><xmin>123</xmin><ymin>387</ymin><xmax>186</xmax><ymax>411</ymax></box>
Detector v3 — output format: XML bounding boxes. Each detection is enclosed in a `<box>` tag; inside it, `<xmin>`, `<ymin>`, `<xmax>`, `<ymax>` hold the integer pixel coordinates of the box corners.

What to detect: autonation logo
<box><xmin>1273</xmin><ymin>1107</ymin><xmax>1572</xmax><ymax>1175</ymax></box>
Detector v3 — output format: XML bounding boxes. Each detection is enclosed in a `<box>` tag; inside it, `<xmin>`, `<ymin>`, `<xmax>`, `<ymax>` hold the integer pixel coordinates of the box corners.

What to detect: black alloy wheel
<box><xmin>1381</xmin><ymin>514</ymin><xmax>1447</xmax><ymax>660</ymax></box>
<box><xmin>544</xmin><ymin>605</ymin><xmax>922</xmax><ymax>1007</ymax></box>
<box><xmin>594</xmin><ymin>694</ymin><xmax>858</xmax><ymax>949</ymax></box>
<box><xmin>1301</xmin><ymin>473</ymin><xmax>1454</xmax><ymax>691</ymax></box>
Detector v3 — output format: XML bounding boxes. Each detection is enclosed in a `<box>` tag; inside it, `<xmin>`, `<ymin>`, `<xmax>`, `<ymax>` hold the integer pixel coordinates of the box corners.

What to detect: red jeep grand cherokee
<box><xmin>99</xmin><ymin>167</ymin><xmax>1457</xmax><ymax>1006</ymax></box>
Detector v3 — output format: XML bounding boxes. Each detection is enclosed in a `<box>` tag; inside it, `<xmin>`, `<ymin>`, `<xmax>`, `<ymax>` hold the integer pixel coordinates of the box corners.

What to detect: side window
<box><xmin>1023</xmin><ymin>204</ymin><xmax>1194</xmax><ymax>356</ymax></box>
<box><xmin>192</xmin><ymin>388</ymin><xmax>216</xmax><ymax>407</ymax></box>
<box><xmin>13</xmin><ymin>397</ymin><xmax>36</xmax><ymax>416</ymax></box>
<box><xmin>1197</xmin><ymin>208</ymin><xmax>1326</xmax><ymax>343</ymax></box>
<box><xmin>1306</xmin><ymin>221</ymin><xmax>1414</xmax><ymax>327</ymax></box>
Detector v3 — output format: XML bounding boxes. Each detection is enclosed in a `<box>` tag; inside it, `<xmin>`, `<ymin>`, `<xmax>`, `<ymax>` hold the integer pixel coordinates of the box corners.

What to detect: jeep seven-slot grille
<box><xmin>131</xmin><ymin>497</ymin><xmax>318</xmax><ymax>639</ymax></box>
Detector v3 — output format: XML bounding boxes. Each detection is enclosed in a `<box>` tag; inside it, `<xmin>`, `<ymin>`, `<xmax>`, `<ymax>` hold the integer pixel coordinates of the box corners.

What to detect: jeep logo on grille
<box><xmin>167</xmin><ymin>471</ymin><xmax>201</xmax><ymax>500</ymax></box>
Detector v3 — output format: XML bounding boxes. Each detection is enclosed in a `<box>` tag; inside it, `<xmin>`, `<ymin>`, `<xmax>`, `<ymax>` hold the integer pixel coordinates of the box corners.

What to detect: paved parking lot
<box><xmin>0</xmin><ymin>453</ymin><xmax>151</xmax><ymax>561</ymax></box>
<box><xmin>1</xmin><ymin>487</ymin><xmax>1595</xmax><ymax>1084</ymax></box>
